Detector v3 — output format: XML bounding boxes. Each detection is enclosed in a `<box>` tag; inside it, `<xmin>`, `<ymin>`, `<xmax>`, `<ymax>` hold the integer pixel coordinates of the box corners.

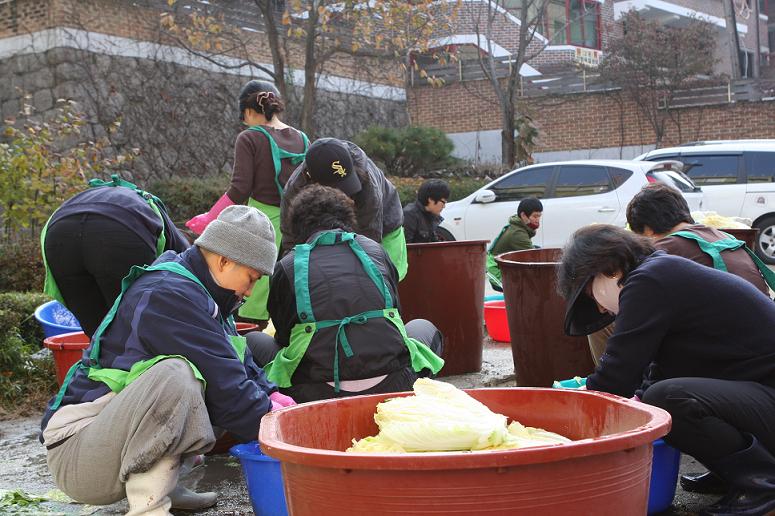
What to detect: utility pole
<box><xmin>723</xmin><ymin>0</ymin><xmax>742</xmax><ymax>78</ymax></box>
<box><xmin>753</xmin><ymin>0</ymin><xmax>762</xmax><ymax>78</ymax></box>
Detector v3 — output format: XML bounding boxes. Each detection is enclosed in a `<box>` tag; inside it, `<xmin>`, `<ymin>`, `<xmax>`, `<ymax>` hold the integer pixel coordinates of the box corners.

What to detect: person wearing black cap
<box><xmin>186</xmin><ymin>79</ymin><xmax>308</xmax><ymax>322</ymax></box>
<box><xmin>558</xmin><ymin>224</ymin><xmax>775</xmax><ymax>516</ymax></box>
<box><xmin>280</xmin><ymin>137</ymin><xmax>408</xmax><ymax>280</ymax></box>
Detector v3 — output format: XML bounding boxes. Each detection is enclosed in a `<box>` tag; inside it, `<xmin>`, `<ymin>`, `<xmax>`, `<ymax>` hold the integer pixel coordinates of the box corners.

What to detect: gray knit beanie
<box><xmin>195</xmin><ymin>205</ymin><xmax>277</xmax><ymax>275</ymax></box>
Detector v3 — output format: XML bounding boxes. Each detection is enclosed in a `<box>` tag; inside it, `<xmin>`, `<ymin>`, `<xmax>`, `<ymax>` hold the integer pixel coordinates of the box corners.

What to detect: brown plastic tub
<box><xmin>397</xmin><ymin>240</ymin><xmax>488</xmax><ymax>376</ymax></box>
<box><xmin>259</xmin><ymin>388</ymin><xmax>671</xmax><ymax>516</ymax></box>
<box><xmin>721</xmin><ymin>227</ymin><xmax>759</xmax><ymax>249</ymax></box>
<box><xmin>496</xmin><ymin>248</ymin><xmax>595</xmax><ymax>387</ymax></box>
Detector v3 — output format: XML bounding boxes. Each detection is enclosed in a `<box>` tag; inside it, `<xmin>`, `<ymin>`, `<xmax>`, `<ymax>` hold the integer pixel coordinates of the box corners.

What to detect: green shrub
<box><xmin>0</xmin><ymin>237</ymin><xmax>44</xmax><ymax>292</ymax></box>
<box><xmin>148</xmin><ymin>174</ymin><xmax>230</xmax><ymax>223</ymax></box>
<box><xmin>355</xmin><ymin>126</ymin><xmax>456</xmax><ymax>177</ymax></box>
<box><xmin>0</xmin><ymin>291</ymin><xmax>56</xmax><ymax>414</ymax></box>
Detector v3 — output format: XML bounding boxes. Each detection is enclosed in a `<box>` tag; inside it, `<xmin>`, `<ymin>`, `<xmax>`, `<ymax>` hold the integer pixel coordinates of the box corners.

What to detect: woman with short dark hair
<box><xmin>247</xmin><ymin>184</ymin><xmax>444</xmax><ymax>403</ymax></box>
<box><xmin>559</xmin><ymin>224</ymin><xmax>775</xmax><ymax>516</ymax></box>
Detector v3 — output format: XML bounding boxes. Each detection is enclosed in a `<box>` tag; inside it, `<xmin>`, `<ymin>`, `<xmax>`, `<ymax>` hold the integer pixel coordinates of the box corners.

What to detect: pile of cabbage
<box><xmin>347</xmin><ymin>378</ymin><xmax>571</xmax><ymax>453</ymax></box>
<box><xmin>691</xmin><ymin>211</ymin><xmax>751</xmax><ymax>229</ymax></box>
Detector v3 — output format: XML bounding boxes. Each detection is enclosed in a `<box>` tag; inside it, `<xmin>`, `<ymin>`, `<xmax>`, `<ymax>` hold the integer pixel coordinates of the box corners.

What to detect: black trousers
<box><xmin>248</xmin><ymin>318</ymin><xmax>444</xmax><ymax>403</ymax></box>
<box><xmin>642</xmin><ymin>377</ymin><xmax>775</xmax><ymax>464</ymax></box>
<box><xmin>44</xmin><ymin>214</ymin><xmax>157</xmax><ymax>338</ymax></box>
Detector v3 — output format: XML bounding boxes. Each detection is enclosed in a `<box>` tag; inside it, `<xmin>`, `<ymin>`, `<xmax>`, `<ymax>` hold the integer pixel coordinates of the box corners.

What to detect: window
<box><xmin>490</xmin><ymin>166</ymin><xmax>554</xmax><ymax>201</ymax></box>
<box><xmin>507</xmin><ymin>0</ymin><xmax>601</xmax><ymax>49</ymax></box>
<box><xmin>608</xmin><ymin>167</ymin><xmax>634</xmax><ymax>189</ymax></box>
<box><xmin>678</xmin><ymin>155</ymin><xmax>740</xmax><ymax>186</ymax></box>
<box><xmin>553</xmin><ymin>165</ymin><xmax>611</xmax><ymax>197</ymax></box>
<box><xmin>745</xmin><ymin>152</ymin><xmax>775</xmax><ymax>183</ymax></box>
<box><xmin>647</xmin><ymin>170</ymin><xmax>697</xmax><ymax>193</ymax></box>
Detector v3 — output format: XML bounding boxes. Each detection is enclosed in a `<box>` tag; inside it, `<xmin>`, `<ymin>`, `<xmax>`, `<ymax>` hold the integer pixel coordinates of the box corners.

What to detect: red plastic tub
<box><xmin>259</xmin><ymin>388</ymin><xmax>671</xmax><ymax>516</ymax></box>
<box><xmin>484</xmin><ymin>300</ymin><xmax>510</xmax><ymax>342</ymax></box>
<box><xmin>43</xmin><ymin>331</ymin><xmax>90</xmax><ymax>386</ymax></box>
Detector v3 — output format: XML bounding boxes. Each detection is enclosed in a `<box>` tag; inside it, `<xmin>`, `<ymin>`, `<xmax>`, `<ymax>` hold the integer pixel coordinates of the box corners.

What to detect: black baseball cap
<box><xmin>563</xmin><ymin>275</ymin><xmax>615</xmax><ymax>336</ymax></box>
<box><xmin>304</xmin><ymin>139</ymin><xmax>362</xmax><ymax>197</ymax></box>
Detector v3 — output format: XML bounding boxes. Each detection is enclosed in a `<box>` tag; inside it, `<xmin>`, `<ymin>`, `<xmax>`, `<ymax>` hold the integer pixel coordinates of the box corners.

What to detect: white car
<box><xmin>636</xmin><ymin>140</ymin><xmax>775</xmax><ymax>263</ymax></box>
<box><xmin>438</xmin><ymin>160</ymin><xmax>702</xmax><ymax>248</ymax></box>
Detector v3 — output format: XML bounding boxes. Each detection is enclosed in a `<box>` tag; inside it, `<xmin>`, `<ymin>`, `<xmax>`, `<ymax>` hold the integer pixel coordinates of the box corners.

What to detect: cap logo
<box><xmin>331</xmin><ymin>160</ymin><xmax>347</xmax><ymax>178</ymax></box>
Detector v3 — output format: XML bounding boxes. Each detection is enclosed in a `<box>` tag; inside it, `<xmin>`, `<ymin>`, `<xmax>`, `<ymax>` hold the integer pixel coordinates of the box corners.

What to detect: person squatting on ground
<box><xmin>40</xmin><ymin>205</ymin><xmax>295</xmax><ymax>516</ymax></box>
<box><xmin>586</xmin><ymin>183</ymin><xmax>773</xmax><ymax>367</ymax></box>
<box><xmin>559</xmin><ymin>224</ymin><xmax>775</xmax><ymax>516</ymax></box>
<box><xmin>403</xmin><ymin>179</ymin><xmax>450</xmax><ymax>243</ymax></box>
<box><xmin>186</xmin><ymin>79</ymin><xmax>308</xmax><ymax>322</ymax></box>
<box><xmin>486</xmin><ymin>196</ymin><xmax>543</xmax><ymax>291</ymax></box>
<box><xmin>279</xmin><ymin>138</ymin><xmax>408</xmax><ymax>280</ymax></box>
<box><xmin>248</xmin><ymin>184</ymin><xmax>444</xmax><ymax>403</ymax></box>
<box><xmin>42</xmin><ymin>175</ymin><xmax>190</xmax><ymax>338</ymax></box>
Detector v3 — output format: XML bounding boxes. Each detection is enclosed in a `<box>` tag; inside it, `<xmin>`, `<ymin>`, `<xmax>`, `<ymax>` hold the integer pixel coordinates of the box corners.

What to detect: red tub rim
<box><xmin>495</xmin><ymin>248</ymin><xmax>564</xmax><ymax>268</ymax></box>
<box><xmin>258</xmin><ymin>388</ymin><xmax>671</xmax><ymax>471</ymax></box>
<box><xmin>406</xmin><ymin>239</ymin><xmax>489</xmax><ymax>250</ymax></box>
<box><xmin>43</xmin><ymin>331</ymin><xmax>90</xmax><ymax>351</ymax></box>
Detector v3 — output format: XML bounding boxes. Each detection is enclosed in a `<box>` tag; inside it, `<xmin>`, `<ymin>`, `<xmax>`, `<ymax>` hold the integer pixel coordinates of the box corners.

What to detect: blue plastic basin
<box><xmin>34</xmin><ymin>300</ymin><xmax>82</xmax><ymax>338</ymax></box>
<box><xmin>230</xmin><ymin>441</ymin><xmax>288</xmax><ymax>516</ymax></box>
<box><xmin>648</xmin><ymin>439</ymin><xmax>681</xmax><ymax>514</ymax></box>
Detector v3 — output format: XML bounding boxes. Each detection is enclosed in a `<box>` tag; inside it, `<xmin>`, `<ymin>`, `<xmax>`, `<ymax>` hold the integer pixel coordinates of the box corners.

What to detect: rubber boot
<box><xmin>125</xmin><ymin>456</ymin><xmax>178</xmax><ymax>516</ymax></box>
<box><xmin>169</xmin><ymin>485</ymin><xmax>217</xmax><ymax>511</ymax></box>
<box><xmin>700</xmin><ymin>434</ymin><xmax>775</xmax><ymax>516</ymax></box>
<box><xmin>680</xmin><ymin>470</ymin><xmax>729</xmax><ymax>494</ymax></box>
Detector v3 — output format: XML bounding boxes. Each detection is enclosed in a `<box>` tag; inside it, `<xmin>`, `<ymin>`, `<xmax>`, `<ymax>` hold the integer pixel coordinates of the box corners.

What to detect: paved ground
<box><xmin>0</xmin><ymin>337</ymin><xmax>718</xmax><ymax>515</ymax></box>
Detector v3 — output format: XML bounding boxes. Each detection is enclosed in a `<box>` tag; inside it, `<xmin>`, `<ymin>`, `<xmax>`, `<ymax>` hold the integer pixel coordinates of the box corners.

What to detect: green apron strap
<box><xmin>247</xmin><ymin>126</ymin><xmax>309</xmax><ymax>199</ymax></box>
<box><xmin>488</xmin><ymin>224</ymin><xmax>510</xmax><ymax>253</ymax></box>
<box><xmin>381</xmin><ymin>227</ymin><xmax>408</xmax><ymax>282</ymax></box>
<box><xmin>741</xmin><ymin>245</ymin><xmax>775</xmax><ymax>291</ymax></box>
<box><xmin>40</xmin><ymin>211</ymin><xmax>65</xmax><ymax>304</ymax></box>
<box><xmin>670</xmin><ymin>230</ymin><xmax>745</xmax><ymax>272</ymax></box>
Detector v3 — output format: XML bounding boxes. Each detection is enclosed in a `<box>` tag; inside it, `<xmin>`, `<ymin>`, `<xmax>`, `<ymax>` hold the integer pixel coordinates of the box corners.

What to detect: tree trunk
<box><xmin>300</xmin><ymin>0</ymin><xmax>319</xmax><ymax>137</ymax></box>
<box><xmin>257</xmin><ymin>0</ymin><xmax>288</xmax><ymax>100</ymax></box>
<box><xmin>501</xmin><ymin>103</ymin><xmax>516</xmax><ymax>170</ymax></box>
<box><xmin>723</xmin><ymin>0</ymin><xmax>742</xmax><ymax>79</ymax></box>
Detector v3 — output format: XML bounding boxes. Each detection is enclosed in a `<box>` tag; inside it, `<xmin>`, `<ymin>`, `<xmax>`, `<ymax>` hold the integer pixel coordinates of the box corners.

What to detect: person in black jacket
<box><xmin>558</xmin><ymin>224</ymin><xmax>775</xmax><ymax>516</ymax></box>
<box><xmin>42</xmin><ymin>176</ymin><xmax>190</xmax><ymax>337</ymax></box>
<box><xmin>403</xmin><ymin>179</ymin><xmax>450</xmax><ymax>243</ymax></box>
<box><xmin>249</xmin><ymin>184</ymin><xmax>444</xmax><ymax>403</ymax></box>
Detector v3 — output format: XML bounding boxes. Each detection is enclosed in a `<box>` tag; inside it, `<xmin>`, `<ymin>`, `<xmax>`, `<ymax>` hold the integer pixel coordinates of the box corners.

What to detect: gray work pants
<box><xmin>46</xmin><ymin>359</ymin><xmax>216</xmax><ymax>505</ymax></box>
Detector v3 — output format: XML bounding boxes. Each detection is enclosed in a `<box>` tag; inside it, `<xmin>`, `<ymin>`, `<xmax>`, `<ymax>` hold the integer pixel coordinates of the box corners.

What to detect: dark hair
<box><xmin>289</xmin><ymin>184</ymin><xmax>357</xmax><ymax>243</ymax></box>
<box><xmin>418</xmin><ymin>179</ymin><xmax>451</xmax><ymax>205</ymax></box>
<box><xmin>626</xmin><ymin>183</ymin><xmax>694</xmax><ymax>235</ymax></box>
<box><xmin>556</xmin><ymin>224</ymin><xmax>655</xmax><ymax>299</ymax></box>
<box><xmin>518</xmin><ymin>197</ymin><xmax>543</xmax><ymax>217</ymax></box>
<box><xmin>238</xmin><ymin>80</ymin><xmax>285</xmax><ymax>121</ymax></box>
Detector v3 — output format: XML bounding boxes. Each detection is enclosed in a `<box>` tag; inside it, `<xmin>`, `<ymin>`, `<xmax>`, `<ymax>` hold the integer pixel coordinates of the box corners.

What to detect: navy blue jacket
<box><xmin>49</xmin><ymin>185</ymin><xmax>189</xmax><ymax>254</ymax></box>
<box><xmin>587</xmin><ymin>252</ymin><xmax>775</xmax><ymax>397</ymax></box>
<box><xmin>41</xmin><ymin>246</ymin><xmax>276</xmax><ymax>441</ymax></box>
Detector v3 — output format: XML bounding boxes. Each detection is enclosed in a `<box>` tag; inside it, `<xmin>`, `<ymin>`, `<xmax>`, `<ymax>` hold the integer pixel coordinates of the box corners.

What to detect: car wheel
<box><xmin>437</xmin><ymin>227</ymin><xmax>456</xmax><ymax>242</ymax></box>
<box><xmin>754</xmin><ymin>215</ymin><xmax>775</xmax><ymax>264</ymax></box>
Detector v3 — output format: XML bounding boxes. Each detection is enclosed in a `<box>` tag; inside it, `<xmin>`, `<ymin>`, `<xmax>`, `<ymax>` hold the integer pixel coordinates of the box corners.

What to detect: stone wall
<box><xmin>1</xmin><ymin>46</ymin><xmax>407</xmax><ymax>182</ymax></box>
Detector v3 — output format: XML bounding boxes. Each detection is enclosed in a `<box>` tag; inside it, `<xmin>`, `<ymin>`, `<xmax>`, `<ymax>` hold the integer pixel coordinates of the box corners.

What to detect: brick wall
<box><xmin>408</xmin><ymin>80</ymin><xmax>775</xmax><ymax>153</ymax></box>
<box><xmin>0</xmin><ymin>0</ymin><xmax>53</xmax><ymax>37</ymax></box>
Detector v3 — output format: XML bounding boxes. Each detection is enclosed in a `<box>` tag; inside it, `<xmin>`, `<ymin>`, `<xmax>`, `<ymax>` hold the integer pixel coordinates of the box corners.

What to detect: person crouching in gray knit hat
<box><xmin>40</xmin><ymin>204</ymin><xmax>296</xmax><ymax>516</ymax></box>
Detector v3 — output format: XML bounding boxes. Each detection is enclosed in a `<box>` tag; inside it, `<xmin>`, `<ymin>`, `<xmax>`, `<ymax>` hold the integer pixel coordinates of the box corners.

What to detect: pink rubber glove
<box><xmin>269</xmin><ymin>391</ymin><xmax>296</xmax><ymax>408</ymax></box>
<box><xmin>185</xmin><ymin>193</ymin><xmax>235</xmax><ymax>235</ymax></box>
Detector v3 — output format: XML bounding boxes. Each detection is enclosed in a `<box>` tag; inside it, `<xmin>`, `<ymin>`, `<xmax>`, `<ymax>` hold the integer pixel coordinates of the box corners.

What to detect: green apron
<box><xmin>50</xmin><ymin>261</ymin><xmax>246</xmax><ymax>411</ymax></box>
<box><xmin>238</xmin><ymin>126</ymin><xmax>309</xmax><ymax>320</ymax></box>
<box><xmin>485</xmin><ymin>224</ymin><xmax>509</xmax><ymax>290</ymax></box>
<box><xmin>670</xmin><ymin>230</ymin><xmax>775</xmax><ymax>290</ymax></box>
<box><xmin>262</xmin><ymin>230</ymin><xmax>443</xmax><ymax>392</ymax></box>
<box><xmin>381</xmin><ymin>226</ymin><xmax>408</xmax><ymax>281</ymax></box>
<box><xmin>41</xmin><ymin>174</ymin><xmax>168</xmax><ymax>305</ymax></box>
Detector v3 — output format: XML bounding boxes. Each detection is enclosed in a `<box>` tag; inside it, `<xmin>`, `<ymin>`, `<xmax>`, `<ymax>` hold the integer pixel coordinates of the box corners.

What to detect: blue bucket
<box><xmin>648</xmin><ymin>439</ymin><xmax>681</xmax><ymax>514</ymax></box>
<box><xmin>34</xmin><ymin>300</ymin><xmax>82</xmax><ymax>338</ymax></box>
<box><xmin>230</xmin><ymin>441</ymin><xmax>288</xmax><ymax>516</ymax></box>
